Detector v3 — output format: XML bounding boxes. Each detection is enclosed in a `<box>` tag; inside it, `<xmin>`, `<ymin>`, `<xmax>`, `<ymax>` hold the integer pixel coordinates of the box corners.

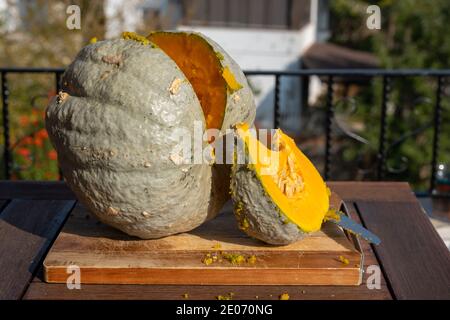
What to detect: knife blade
<box><xmin>328</xmin><ymin>214</ymin><xmax>381</xmax><ymax>245</ymax></box>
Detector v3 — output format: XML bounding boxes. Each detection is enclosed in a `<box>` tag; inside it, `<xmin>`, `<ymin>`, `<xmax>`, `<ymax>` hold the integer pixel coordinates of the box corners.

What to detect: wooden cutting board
<box><xmin>44</xmin><ymin>192</ymin><xmax>363</xmax><ymax>286</ymax></box>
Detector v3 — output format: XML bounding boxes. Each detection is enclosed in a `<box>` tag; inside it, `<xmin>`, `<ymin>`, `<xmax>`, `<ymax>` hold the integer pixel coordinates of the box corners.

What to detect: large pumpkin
<box><xmin>46</xmin><ymin>32</ymin><xmax>255</xmax><ymax>238</ymax></box>
<box><xmin>230</xmin><ymin>123</ymin><xmax>330</xmax><ymax>245</ymax></box>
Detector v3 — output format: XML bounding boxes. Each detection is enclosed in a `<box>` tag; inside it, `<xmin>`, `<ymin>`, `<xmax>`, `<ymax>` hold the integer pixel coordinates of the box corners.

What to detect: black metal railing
<box><xmin>244</xmin><ymin>69</ymin><xmax>450</xmax><ymax>198</ymax></box>
<box><xmin>1</xmin><ymin>67</ymin><xmax>449</xmax><ymax>197</ymax></box>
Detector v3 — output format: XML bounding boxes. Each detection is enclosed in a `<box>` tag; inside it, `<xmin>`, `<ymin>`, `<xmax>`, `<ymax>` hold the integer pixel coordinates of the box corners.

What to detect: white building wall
<box><xmin>105</xmin><ymin>0</ymin><xmax>144</xmax><ymax>38</ymax></box>
<box><xmin>0</xmin><ymin>0</ymin><xmax>22</xmax><ymax>32</ymax></box>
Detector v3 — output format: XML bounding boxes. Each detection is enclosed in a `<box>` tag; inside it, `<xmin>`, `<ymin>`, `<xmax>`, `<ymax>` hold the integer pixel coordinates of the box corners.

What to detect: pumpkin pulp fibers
<box><xmin>148</xmin><ymin>32</ymin><xmax>229</xmax><ymax>130</ymax></box>
<box><xmin>236</xmin><ymin>123</ymin><xmax>329</xmax><ymax>232</ymax></box>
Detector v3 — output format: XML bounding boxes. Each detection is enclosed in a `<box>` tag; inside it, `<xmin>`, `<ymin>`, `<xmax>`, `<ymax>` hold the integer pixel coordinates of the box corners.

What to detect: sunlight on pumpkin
<box><xmin>236</xmin><ymin>123</ymin><xmax>330</xmax><ymax>232</ymax></box>
<box><xmin>148</xmin><ymin>32</ymin><xmax>230</xmax><ymax>130</ymax></box>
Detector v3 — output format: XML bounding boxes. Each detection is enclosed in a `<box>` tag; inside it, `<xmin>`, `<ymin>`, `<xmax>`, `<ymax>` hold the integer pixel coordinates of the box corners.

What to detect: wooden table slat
<box><xmin>0</xmin><ymin>181</ymin><xmax>75</xmax><ymax>200</ymax></box>
<box><xmin>22</xmin><ymin>282</ymin><xmax>393</xmax><ymax>300</ymax></box>
<box><xmin>0</xmin><ymin>199</ymin><xmax>76</xmax><ymax>299</ymax></box>
<box><xmin>357</xmin><ymin>200</ymin><xmax>450</xmax><ymax>300</ymax></box>
<box><xmin>0</xmin><ymin>181</ymin><xmax>415</xmax><ymax>202</ymax></box>
<box><xmin>328</xmin><ymin>182</ymin><xmax>416</xmax><ymax>203</ymax></box>
<box><xmin>0</xmin><ymin>199</ymin><xmax>9</xmax><ymax>212</ymax></box>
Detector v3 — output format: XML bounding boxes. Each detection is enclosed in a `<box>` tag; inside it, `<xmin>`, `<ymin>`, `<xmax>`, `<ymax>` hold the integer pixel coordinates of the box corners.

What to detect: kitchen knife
<box><xmin>327</xmin><ymin>213</ymin><xmax>381</xmax><ymax>245</ymax></box>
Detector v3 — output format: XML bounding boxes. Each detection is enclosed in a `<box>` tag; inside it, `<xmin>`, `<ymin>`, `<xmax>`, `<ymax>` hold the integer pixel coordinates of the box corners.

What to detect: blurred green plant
<box><xmin>0</xmin><ymin>1</ymin><xmax>107</xmax><ymax>180</ymax></box>
<box><xmin>329</xmin><ymin>0</ymin><xmax>450</xmax><ymax>192</ymax></box>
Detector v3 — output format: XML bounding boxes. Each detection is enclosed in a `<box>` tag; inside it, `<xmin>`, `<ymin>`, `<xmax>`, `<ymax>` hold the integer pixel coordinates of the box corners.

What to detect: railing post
<box><xmin>55</xmin><ymin>71</ymin><xmax>62</xmax><ymax>93</ymax></box>
<box><xmin>430</xmin><ymin>76</ymin><xmax>444</xmax><ymax>194</ymax></box>
<box><xmin>324</xmin><ymin>75</ymin><xmax>334</xmax><ymax>180</ymax></box>
<box><xmin>377</xmin><ymin>76</ymin><xmax>391</xmax><ymax>180</ymax></box>
<box><xmin>55</xmin><ymin>71</ymin><xmax>64</xmax><ymax>181</ymax></box>
<box><xmin>286</xmin><ymin>0</ymin><xmax>293</xmax><ymax>29</ymax></box>
<box><xmin>274</xmin><ymin>74</ymin><xmax>281</xmax><ymax>128</ymax></box>
<box><xmin>1</xmin><ymin>72</ymin><xmax>11</xmax><ymax>179</ymax></box>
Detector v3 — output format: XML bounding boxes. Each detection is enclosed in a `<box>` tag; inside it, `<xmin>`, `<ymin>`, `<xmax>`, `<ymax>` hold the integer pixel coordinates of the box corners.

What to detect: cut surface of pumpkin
<box><xmin>235</xmin><ymin>123</ymin><xmax>329</xmax><ymax>232</ymax></box>
<box><xmin>148</xmin><ymin>32</ymin><xmax>240</xmax><ymax>130</ymax></box>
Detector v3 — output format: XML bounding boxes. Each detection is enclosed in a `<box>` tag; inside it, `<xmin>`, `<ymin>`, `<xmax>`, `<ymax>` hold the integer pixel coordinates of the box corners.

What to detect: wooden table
<box><xmin>0</xmin><ymin>181</ymin><xmax>449</xmax><ymax>300</ymax></box>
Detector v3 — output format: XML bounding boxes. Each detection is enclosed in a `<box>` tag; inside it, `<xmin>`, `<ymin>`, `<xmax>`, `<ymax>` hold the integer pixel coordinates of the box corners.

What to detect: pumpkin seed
<box><xmin>106</xmin><ymin>206</ymin><xmax>119</xmax><ymax>216</ymax></box>
<box><xmin>169</xmin><ymin>153</ymin><xmax>184</xmax><ymax>165</ymax></box>
<box><xmin>169</xmin><ymin>78</ymin><xmax>183</xmax><ymax>95</ymax></box>
<box><xmin>101</xmin><ymin>54</ymin><xmax>123</xmax><ymax>67</ymax></box>
<box><xmin>57</xmin><ymin>91</ymin><xmax>69</xmax><ymax>104</ymax></box>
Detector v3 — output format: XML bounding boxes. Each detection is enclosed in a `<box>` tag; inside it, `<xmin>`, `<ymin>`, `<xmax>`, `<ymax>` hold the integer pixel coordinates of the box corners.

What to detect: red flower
<box><xmin>36</xmin><ymin>129</ymin><xmax>49</xmax><ymax>139</ymax></box>
<box><xmin>17</xmin><ymin>148</ymin><xmax>31</xmax><ymax>157</ymax></box>
<box><xmin>48</xmin><ymin>150</ymin><xmax>58</xmax><ymax>160</ymax></box>
<box><xmin>34</xmin><ymin>137</ymin><xmax>43</xmax><ymax>147</ymax></box>
<box><xmin>19</xmin><ymin>115</ymin><xmax>29</xmax><ymax>126</ymax></box>
<box><xmin>22</xmin><ymin>137</ymin><xmax>33</xmax><ymax>145</ymax></box>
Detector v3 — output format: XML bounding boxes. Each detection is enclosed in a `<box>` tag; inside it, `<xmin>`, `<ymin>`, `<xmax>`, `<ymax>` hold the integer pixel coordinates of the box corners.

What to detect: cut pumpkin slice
<box><xmin>148</xmin><ymin>31</ymin><xmax>245</xmax><ymax>131</ymax></box>
<box><xmin>230</xmin><ymin>123</ymin><xmax>330</xmax><ymax>245</ymax></box>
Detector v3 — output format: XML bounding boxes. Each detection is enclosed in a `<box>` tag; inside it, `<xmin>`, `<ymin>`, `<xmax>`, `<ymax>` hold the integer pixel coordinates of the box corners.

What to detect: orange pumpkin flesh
<box><xmin>234</xmin><ymin>123</ymin><xmax>330</xmax><ymax>233</ymax></box>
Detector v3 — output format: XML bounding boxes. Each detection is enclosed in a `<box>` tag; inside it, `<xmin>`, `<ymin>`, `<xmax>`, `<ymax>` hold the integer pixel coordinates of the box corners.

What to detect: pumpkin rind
<box><xmin>231</xmin><ymin>163</ymin><xmax>305</xmax><ymax>245</ymax></box>
<box><xmin>206</xmin><ymin>34</ymin><xmax>256</xmax><ymax>131</ymax></box>
<box><xmin>46</xmin><ymin>38</ymin><xmax>253</xmax><ymax>239</ymax></box>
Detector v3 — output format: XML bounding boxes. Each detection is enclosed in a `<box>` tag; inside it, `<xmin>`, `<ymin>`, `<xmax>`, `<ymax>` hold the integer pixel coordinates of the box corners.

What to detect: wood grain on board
<box><xmin>43</xmin><ymin>193</ymin><xmax>363</xmax><ymax>286</ymax></box>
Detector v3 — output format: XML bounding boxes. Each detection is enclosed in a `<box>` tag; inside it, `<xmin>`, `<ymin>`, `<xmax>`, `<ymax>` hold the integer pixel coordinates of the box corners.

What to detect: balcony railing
<box><xmin>1</xmin><ymin>67</ymin><xmax>449</xmax><ymax>198</ymax></box>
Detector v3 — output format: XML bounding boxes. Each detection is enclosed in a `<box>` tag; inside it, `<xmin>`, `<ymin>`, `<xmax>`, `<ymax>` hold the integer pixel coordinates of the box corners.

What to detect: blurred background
<box><xmin>0</xmin><ymin>0</ymin><xmax>449</xmax><ymax>245</ymax></box>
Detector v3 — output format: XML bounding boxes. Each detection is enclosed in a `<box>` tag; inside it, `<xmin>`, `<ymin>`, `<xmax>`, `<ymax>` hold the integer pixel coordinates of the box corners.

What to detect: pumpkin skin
<box><xmin>230</xmin><ymin>124</ymin><xmax>330</xmax><ymax>245</ymax></box>
<box><xmin>46</xmin><ymin>35</ymin><xmax>255</xmax><ymax>239</ymax></box>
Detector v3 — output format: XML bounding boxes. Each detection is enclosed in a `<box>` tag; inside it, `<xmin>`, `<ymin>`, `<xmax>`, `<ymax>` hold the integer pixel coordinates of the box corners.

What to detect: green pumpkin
<box><xmin>46</xmin><ymin>32</ymin><xmax>255</xmax><ymax>238</ymax></box>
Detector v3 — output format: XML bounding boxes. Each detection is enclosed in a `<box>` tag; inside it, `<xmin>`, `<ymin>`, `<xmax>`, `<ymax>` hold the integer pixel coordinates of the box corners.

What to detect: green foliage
<box><xmin>329</xmin><ymin>0</ymin><xmax>450</xmax><ymax>191</ymax></box>
<box><xmin>0</xmin><ymin>1</ymin><xmax>106</xmax><ymax>180</ymax></box>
